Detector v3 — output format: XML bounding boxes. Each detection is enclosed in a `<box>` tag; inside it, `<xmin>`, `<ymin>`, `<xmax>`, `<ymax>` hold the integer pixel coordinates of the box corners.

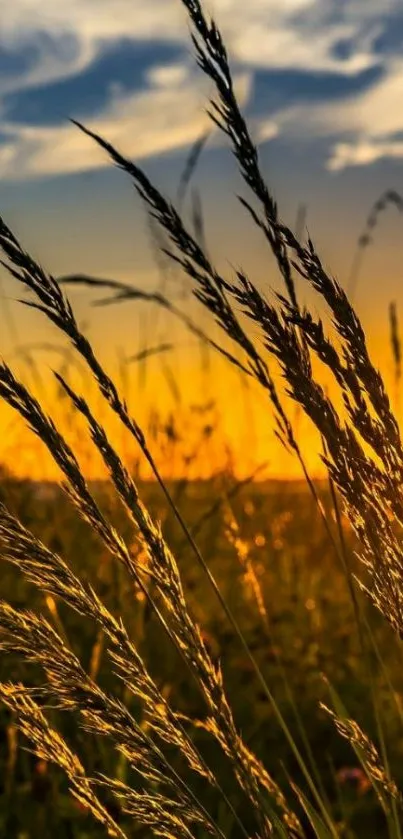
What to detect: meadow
<box><xmin>1</xmin><ymin>0</ymin><xmax>403</xmax><ymax>837</ymax></box>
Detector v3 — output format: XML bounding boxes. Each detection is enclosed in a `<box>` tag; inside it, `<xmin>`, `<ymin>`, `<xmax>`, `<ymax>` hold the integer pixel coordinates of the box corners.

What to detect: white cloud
<box><xmin>328</xmin><ymin>140</ymin><xmax>403</xmax><ymax>171</ymax></box>
<box><xmin>0</xmin><ymin>68</ymin><xmax>252</xmax><ymax>180</ymax></box>
<box><xmin>226</xmin><ymin>12</ymin><xmax>382</xmax><ymax>75</ymax></box>
<box><xmin>264</xmin><ymin>57</ymin><xmax>403</xmax><ymax>170</ymax></box>
<box><xmin>0</xmin><ymin>0</ymin><xmax>402</xmax><ymax>176</ymax></box>
<box><xmin>325</xmin><ymin>60</ymin><xmax>403</xmax><ymax>169</ymax></box>
<box><xmin>254</xmin><ymin>119</ymin><xmax>279</xmax><ymax>143</ymax></box>
<box><xmin>0</xmin><ymin>0</ymin><xmax>389</xmax><ymax>88</ymax></box>
<box><xmin>146</xmin><ymin>63</ymin><xmax>190</xmax><ymax>88</ymax></box>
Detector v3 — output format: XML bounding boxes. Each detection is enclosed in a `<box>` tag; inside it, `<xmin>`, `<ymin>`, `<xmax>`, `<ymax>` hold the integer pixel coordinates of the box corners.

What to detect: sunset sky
<box><xmin>1</xmin><ymin>0</ymin><xmax>403</xmax><ymax>480</ymax></box>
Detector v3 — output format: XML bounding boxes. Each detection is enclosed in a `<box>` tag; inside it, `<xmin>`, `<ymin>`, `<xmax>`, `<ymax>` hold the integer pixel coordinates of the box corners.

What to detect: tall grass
<box><xmin>0</xmin><ymin>0</ymin><xmax>403</xmax><ymax>836</ymax></box>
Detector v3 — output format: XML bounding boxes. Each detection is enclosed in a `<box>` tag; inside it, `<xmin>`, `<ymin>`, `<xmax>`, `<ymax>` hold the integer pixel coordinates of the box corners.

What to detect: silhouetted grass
<box><xmin>0</xmin><ymin>0</ymin><xmax>403</xmax><ymax>837</ymax></box>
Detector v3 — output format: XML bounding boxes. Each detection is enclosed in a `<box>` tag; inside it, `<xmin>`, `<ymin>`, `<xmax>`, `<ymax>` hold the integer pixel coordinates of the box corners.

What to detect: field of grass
<box><xmin>0</xmin><ymin>473</ymin><xmax>402</xmax><ymax>838</ymax></box>
<box><xmin>1</xmin><ymin>0</ymin><xmax>403</xmax><ymax>837</ymax></box>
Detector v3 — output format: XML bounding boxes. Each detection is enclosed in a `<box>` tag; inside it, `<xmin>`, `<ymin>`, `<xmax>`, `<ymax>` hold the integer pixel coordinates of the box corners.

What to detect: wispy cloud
<box><xmin>0</xmin><ymin>68</ymin><xmax>252</xmax><ymax>179</ymax></box>
<box><xmin>0</xmin><ymin>0</ymin><xmax>402</xmax><ymax>178</ymax></box>
<box><xmin>273</xmin><ymin>56</ymin><xmax>403</xmax><ymax>170</ymax></box>
<box><xmin>326</xmin><ymin>58</ymin><xmax>403</xmax><ymax>169</ymax></box>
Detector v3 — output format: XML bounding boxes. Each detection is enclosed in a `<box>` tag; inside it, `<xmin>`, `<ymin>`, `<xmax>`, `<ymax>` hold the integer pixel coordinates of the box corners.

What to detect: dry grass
<box><xmin>0</xmin><ymin>0</ymin><xmax>403</xmax><ymax>837</ymax></box>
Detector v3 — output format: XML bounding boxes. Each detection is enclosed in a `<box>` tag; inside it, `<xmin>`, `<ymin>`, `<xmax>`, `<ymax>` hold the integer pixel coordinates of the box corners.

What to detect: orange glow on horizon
<box><xmin>1</xmin><ymin>322</ymin><xmax>400</xmax><ymax>484</ymax></box>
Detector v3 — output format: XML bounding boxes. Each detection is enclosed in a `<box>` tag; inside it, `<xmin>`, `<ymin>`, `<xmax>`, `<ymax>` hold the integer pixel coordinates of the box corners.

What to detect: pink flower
<box><xmin>336</xmin><ymin>766</ymin><xmax>371</xmax><ymax>794</ymax></box>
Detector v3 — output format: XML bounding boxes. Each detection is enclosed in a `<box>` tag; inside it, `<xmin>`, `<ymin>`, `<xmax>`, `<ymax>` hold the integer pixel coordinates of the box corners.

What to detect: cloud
<box><xmin>268</xmin><ymin>56</ymin><xmax>403</xmax><ymax>170</ymax></box>
<box><xmin>328</xmin><ymin>139</ymin><xmax>403</xmax><ymax>170</ymax></box>
<box><xmin>146</xmin><ymin>62</ymin><xmax>190</xmax><ymax>88</ymax></box>
<box><xmin>0</xmin><ymin>0</ymin><xmax>403</xmax><ymax>177</ymax></box>
<box><xmin>0</xmin><ymin>0</ymin><xmax>389</xmax><ymax>86</ymax></box>
<box><xmin>2</xmin><ymin>39</ymin><xmax>185</xmax><ymax>126</ymax></box>
<box><xmin>320</xmin><ymin>58</ymin><xmax>403</xmax><ymax>137</ymax></box>
<box><xmin>325</xmin><ymin>57</ymin><xmax>403</xmax><ymax>169</ymax></box>
<box><xmin>0</xmin><ymin>67</ymin><xmax>252</xmax><ymax>180</ymax></box>
<box><xmin>254</xmin><ymin>119</ymin><xmax>279</xmax><ymax>144</ymax></box>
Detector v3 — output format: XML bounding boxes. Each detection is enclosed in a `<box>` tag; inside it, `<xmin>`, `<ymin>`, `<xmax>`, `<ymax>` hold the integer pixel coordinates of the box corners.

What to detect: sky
<box><xmin>0</xmin><ymin>0</ymin><xmax>403</xmax><ymax>480</ymax></box>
